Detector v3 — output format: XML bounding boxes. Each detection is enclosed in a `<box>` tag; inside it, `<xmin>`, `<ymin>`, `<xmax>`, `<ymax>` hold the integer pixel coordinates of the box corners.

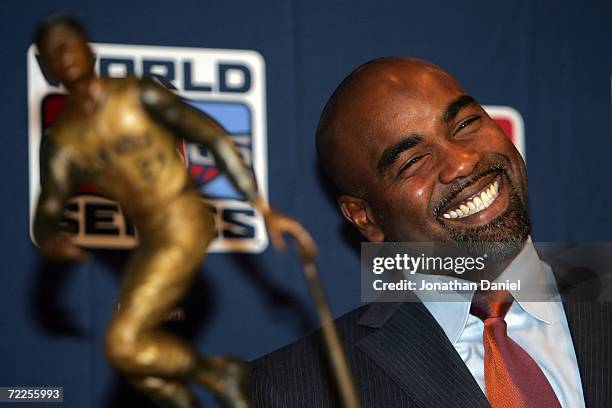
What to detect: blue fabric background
<box><xmin>0</xmin><ymin>0</ymin><xmax>610</xmax><ymax>406</ymax></box>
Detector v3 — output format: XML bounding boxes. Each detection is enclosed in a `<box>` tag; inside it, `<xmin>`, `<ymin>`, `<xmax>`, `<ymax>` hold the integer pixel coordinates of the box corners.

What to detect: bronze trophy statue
<box><xmin>31</xmin><ymin>14</ymin><xmax>319</xmax><ymax>408</ymax></box>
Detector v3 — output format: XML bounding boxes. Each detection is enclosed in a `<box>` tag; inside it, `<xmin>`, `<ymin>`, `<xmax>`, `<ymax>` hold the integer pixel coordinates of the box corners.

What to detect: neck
<box><xmin>66</xmin><ymin>75</ymin><xmax>104</xmax><ymax>115</ymax></box>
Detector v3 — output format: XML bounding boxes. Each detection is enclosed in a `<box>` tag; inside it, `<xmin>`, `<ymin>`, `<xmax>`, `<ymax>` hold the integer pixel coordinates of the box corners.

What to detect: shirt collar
<box><xmin>413</xmin><ymin>239</ymin><xmax>555</xmax><ymax>344</ymax></box>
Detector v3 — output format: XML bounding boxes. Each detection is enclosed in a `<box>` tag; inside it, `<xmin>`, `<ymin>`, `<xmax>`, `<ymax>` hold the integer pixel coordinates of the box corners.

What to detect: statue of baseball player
<box><xmin>32</xmin><ymin>14</ymin><xmax>317</xmax><ymax>408</ymax></box>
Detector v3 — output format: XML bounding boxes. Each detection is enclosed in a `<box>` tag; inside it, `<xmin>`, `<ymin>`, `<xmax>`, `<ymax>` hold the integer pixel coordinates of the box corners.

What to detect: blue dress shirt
<box><xmin>413</xmin><ymin>240</ymin><xmax>585</xmax><ymax>408</ymax></box>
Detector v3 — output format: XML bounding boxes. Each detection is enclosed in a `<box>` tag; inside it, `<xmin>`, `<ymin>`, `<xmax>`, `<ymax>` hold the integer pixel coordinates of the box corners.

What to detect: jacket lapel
<box><xmin>356</xmin><ymin>301</ymin><xmax>489</xmax><ymax>408</ymax></box>
<box><xmin>562</xmin><ymin>301</ymin><xmax>612</xmax><ymax>408</ymax></box>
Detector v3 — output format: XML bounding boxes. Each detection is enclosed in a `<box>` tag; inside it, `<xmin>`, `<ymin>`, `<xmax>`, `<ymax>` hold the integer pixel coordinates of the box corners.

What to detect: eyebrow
<box><xmin>377</xmin><ymin>134</ymin><xmax>423</xmax><ymax>173</ymax></box>
<box><xmin>442</xmin><ymin>94</ymin><xmax>477</xmax><ymax>123</ymax></box>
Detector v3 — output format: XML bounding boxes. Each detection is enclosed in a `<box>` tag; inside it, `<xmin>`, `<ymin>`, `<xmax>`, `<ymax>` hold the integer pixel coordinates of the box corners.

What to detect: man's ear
<box><xmin>338</xmin><ymin>195</ymin><xmax>385</xmax><ymax>242</ymax></box>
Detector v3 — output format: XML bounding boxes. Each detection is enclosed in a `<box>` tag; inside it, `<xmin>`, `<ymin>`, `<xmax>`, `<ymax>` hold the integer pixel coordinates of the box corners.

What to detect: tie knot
<box><xmin>470</xmin><ymin>289</ymin><xmax>513</xmax><ymax>321</ymax></box>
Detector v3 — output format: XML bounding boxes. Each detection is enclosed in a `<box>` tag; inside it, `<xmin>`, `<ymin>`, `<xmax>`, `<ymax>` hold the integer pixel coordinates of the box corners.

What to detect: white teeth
<box><xmin>480</xmin><ymin>191</ymin><xmax>489</xmax><ymax>203</ymax></box>
<box><xmin>441</xmin><ymin>179</ymin><xmax>500</xmax><ymax>219</ymax></box>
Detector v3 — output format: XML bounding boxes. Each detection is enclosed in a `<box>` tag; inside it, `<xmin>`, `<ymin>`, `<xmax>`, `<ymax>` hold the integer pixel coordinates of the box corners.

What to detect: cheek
<box><xmin>389</xmin><ymin>178</ymin><xmax>429</xmax><ymax>212</ymax></box>
<box><xmin>473</xmin><ymin>127</ymin><xmax>522</xmax><ymax>169</ymax></box>
<box><xmin>478</xmin><ymin>126</ymin><xmax>529</xmax><ymax>201</ymax></box>
<box><xmin>476</xmin><ymin>126</ymin><xmax>510</xmax><ymax>151</ymax></box>
<box><xmin>481</xmin><ymin>121</ymin><xmax>519</xmax><ymax>153</ymax></box>
<box><xmin>48</xmin><ymin>61</ymin><xmax>65</xmax><ymax>80</ymax></box>
<box><xmin>484</xmin><ymin>125</ymin><xmax>526</xmax><ymax>168</ymax></box>
<box><xmin>374</xmin><ymin>177</ymin><xmax>435</xmax><ymax>239</ymax></box>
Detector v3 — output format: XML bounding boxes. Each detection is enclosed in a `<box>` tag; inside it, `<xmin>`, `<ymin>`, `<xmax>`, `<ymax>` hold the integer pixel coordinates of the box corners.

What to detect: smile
<box><xmin>442</xmin><ymin>180</ymin><xmax>499</xmax><ymax>219</ymax></box>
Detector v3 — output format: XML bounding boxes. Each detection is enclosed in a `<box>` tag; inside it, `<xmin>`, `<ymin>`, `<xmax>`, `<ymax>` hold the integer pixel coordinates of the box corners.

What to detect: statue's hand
<box><xmin>264</xmin><ymin>210</ymin><xmax>318</xmax><ymax>263</ymax></box>
<box><xmin>40</xmin><ymin>232</ymin><xmax>89</xmax><ymax>262</ymax></box>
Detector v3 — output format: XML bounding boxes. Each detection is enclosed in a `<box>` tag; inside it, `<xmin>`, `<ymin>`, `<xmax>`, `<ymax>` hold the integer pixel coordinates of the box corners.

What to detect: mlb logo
<box><xmin>184</xmin><ymin>102</ymin><xmax>254</xmax><ymax>201</ymax></box>
<box><xmin>28</xmin><ymin>43</ymin><xmax>269</xmax><ymax>253</ymax></box>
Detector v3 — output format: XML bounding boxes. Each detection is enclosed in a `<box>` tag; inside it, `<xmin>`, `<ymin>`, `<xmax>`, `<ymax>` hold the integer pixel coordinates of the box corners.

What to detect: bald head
<box><xmin>316</xmin><ymin>57</ymin><xmax>463</xmax><ymax>197</ymax></box>
<box><xmin>315</xmin><ymin>57</ymin><xmax>529</xmax><ymax>256</ymax></box>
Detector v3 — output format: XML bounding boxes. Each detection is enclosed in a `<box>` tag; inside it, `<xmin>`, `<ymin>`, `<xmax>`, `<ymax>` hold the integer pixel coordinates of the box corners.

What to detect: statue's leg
<box><xmin>127</xmin><ymin>375</ymin><xmax>203</xmax><ymax>408</ymax></box>
<box><xmin>105</xmin><ymin>194</ymin><xmax>214</xmax><ymax>406</ymax></box>
<box><xmin>105</xmin><ymin>241</ymin><xmax>204</xmax><ymax>369</ymax></box>
<box><xmin>193</xmin><ymin>355</ymin><xmax>250</xmax><ymax>408</ymax></box>
<box><xmin>104</xmin><ymin>243</ymin><xmax>205</xmax><ymax>406</ymax></box>
<box><xmin>104</xmin><ymin>195</ymin><xmax>249</xmax><ymax>408</ymax></box>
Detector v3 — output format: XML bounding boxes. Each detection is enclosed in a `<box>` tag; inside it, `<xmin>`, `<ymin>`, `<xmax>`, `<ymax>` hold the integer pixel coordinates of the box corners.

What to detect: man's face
<box><xmin>336</xmin><ymin>61</ymin><xmax>530</xmax><ymax>258</ymax></box>
<box><xmin>38</xmin><ymin>25</ymin><xmax>94</xmax><ymax>87</ymax></box>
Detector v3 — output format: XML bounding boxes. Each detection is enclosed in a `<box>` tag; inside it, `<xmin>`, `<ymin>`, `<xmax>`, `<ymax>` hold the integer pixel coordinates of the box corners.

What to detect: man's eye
<box><xmin>456</xmin><ymin>116</ymin><xmax>480</xmax><ymax>133</ymax></box>
<box><xmin>398</xmin><ymin>155</ymin><xmax>424</xmax><ymax>175</ymax></box>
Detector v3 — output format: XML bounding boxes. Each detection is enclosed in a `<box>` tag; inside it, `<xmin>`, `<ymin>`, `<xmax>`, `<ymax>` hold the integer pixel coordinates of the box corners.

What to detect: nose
<box><xmin>438</xmin><ymin>142</ymin><xmax>481</xmax><ymax>184</ymax></box>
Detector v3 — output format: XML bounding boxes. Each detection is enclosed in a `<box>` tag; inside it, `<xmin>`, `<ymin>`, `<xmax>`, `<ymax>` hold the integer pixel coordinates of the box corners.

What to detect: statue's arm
<box><xmin>139</xmin><ymin>79</ymin><xmax>317</xmax><ymax>261</ymax></box>
<box><xmin>139</xmin><ymin>79</ymin><xmax>259</xmax><ymax>203</ymax></box>
<box><xmin>33</xmin><ymin>136</ymin><xmax>84</xmax><ymax>246</ymax></box>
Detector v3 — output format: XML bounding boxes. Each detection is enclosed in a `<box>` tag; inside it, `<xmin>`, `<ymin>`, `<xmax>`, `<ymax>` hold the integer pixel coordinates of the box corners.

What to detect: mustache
<box><xmin>432</xmin><ymin>163</ymin><xmax>507</xmax><ymax>217</ymax></box>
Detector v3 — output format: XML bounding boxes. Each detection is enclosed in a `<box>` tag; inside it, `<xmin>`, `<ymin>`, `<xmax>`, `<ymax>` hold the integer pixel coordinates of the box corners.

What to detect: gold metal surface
<box><xmin>32</xmin><ymin>14</ymin><xmax>356</xmax><ymax>408</ymax></box>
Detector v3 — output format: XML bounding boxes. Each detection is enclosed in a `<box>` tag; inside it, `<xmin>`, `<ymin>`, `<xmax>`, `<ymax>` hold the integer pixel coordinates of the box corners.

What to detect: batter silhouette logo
<box><xmin>27</xmin><ymin>43</ymin><xmax>268</xmax><ymax>253</ymax></box>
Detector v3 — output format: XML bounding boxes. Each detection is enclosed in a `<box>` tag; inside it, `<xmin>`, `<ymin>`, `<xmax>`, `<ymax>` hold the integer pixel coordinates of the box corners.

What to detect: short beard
<box><xmin>444</xmin><ymin>177</ymin><xmax>531</xmax><ymax>262</ymax></box>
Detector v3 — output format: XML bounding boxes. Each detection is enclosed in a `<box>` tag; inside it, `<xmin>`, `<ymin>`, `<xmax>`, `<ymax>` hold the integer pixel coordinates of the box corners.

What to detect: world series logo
<box><xmin>27</xmin><ymin>43</ymin><xmax>269</xmax><ymax>253</ymax></box>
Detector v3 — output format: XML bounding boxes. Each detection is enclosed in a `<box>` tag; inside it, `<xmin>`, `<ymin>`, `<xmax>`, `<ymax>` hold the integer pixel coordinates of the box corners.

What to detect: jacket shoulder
<box><xmin>252</xmin><ymin>303</ymin><xmax>371</xmax><ymax>369</ymax></box>
<box><xmin>249</xmin><ymin>304</ymin><xmax>372</xmax><ymax>407</ymax></box>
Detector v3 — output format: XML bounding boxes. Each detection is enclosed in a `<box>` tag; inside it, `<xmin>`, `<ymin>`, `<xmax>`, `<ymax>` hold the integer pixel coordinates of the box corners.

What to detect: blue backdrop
<box><xmin>1</xmin><ymin>0</ymin><xmax>611</xmax><ymax>407</ymax></box>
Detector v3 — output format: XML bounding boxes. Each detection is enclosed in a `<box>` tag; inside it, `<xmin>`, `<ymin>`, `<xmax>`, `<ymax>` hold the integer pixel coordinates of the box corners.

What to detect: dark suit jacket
<box><xmin>249</xmin><ymin>300</ymin><xmax>611</xmax><ymax>407</ymax></box>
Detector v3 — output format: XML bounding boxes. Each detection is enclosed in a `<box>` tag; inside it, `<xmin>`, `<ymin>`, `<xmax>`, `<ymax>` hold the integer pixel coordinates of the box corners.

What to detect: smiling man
<box><xmin>249</xmin><ymin>58</ymin><xmax>611</xmax><ymax>407</ymax></box>
<box><xmin>323</xmin><ymin>58</ymin><xmax>530</xmax><ymax>271</ymax></box>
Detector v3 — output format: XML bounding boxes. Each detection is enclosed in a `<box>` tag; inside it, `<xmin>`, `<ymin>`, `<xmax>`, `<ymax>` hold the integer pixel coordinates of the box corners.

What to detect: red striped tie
<box><xmin>470</xmin><ymin>290</ymin><xmax>561</xmax><ymax>408</ymax></box>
